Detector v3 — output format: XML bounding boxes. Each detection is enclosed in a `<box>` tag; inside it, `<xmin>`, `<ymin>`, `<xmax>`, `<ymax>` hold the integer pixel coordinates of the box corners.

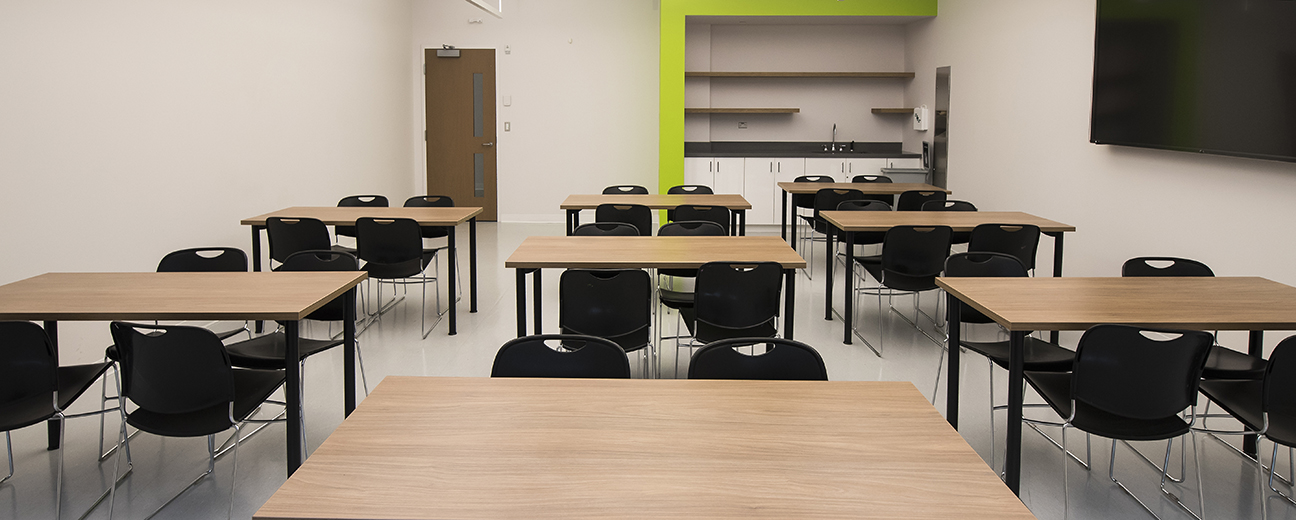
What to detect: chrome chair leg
<box><xmin>1271</xmin><ymin>443</ymin><xmax>1296</xmax><ymax>506</ymax></box>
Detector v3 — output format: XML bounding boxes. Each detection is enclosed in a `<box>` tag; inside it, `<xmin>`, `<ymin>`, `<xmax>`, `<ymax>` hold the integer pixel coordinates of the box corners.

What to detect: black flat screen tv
<box><xmin>1091</xmin><ymin>0</ymin><xmax>1296</xmax><ymax>163</ymax></box>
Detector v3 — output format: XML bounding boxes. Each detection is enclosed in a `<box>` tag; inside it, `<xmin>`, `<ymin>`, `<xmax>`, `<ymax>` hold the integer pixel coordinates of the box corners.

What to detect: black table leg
<box><xmin>285</xmin><ymin>320</ymin><xmax>302</xmax><ymax>476</ymax></box>
<box><xmin>533</xmin><ymin>269</ymin><xmax>543</xmax><ymax>335</ymax></box>
<box><xmin>516</xmin><ymin>269</ymin><xmax>527</xmax><ymax>337</ymax></box>
<box><xmin>1005</xmin><ymin>330</ymin><xmax>1027</xmax><ymax>496</ymax></box>
<box><xmin>343</xmin><ymin>287</ymin><xmax>357</xmax><ymax>416</ymax></box>
<box><xmin>784</xmin><ymin>270</ymin><xmax>795</xmax><ymax>340</ymax></box>
<box><xmin>844</xmin><ymin>231</ymin><xmax>855</xmax><ymax>346</ymax></box>
<box><xmin>738</xmin><ymin>210</ymin><xmax>746</xmax><ymax>236</ymax></box>
<box><xmin>252</xmin><ymin>225</ymin><xmax>265</xmax><ymax>333</ymax></box>
<box><xmin>824</xmin><ymin>226</ymin><xmax>834</xmax><ymax>321</ymax></box>
<box><xmin>1049</xmin><ymin>232</ymin><xmax>1065</xmax><ymax>344</ymax></box>
<box><xmin>45</xmin><ymin>321</ymin><xmax>60</xmax><ymax>450</ymax></box>
<box><xmin>946</xmin><ymin>294</ymin><xmax>961</xmax><ymax>429</ymax></box>
<box><xmin>567</xmin><ymin>209</ymin><xmax>580</xmax><ymax>235</ymax></box>
<box><xmin>791</xmin><ymin>204</ymin><xmax>799</xmax><ymax>252</ymax></box>
<box><xmin>469</xmin><ymin>217</ymin><xmax>478</xmax><ymax>313</ymax></box>
<box><xmin>780</xmin><ymin>191</ymin><xmax>788</xmax><ymax>242</ymax></box>
<box><xmin>1245</xmin><ymin>330</ymin><xmax>1264</xmax><ymax>456</ymax></box>
<box><xmin>448</xmin><ymin>226</ymin><xmax>457</xmax><ymax>335</ymax></box>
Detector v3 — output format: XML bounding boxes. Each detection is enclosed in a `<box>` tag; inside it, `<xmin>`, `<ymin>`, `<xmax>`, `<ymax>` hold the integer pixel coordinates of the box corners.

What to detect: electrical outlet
<box><xmin>737</xmin><ymin>122</ymin><xmax>747</xmax><ymax>129</ymax></box>
<box><xmin>504</xmin><ymin>122</ymin><xmax>511</xmax><ymax>132</ymax></box>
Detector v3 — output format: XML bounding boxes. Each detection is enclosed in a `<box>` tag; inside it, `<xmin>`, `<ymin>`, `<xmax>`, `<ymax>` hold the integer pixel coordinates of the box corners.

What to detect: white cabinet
<box><xmin>683</xmin><ymin>157</ymin><xmax>714</xmax><ymax>188</ymax></box>
<box><xmin>845</xmin><ymin>159</ymin><xmax>888</xmax><ymax>180</ymax></box>
<box><xmin>742</xmin><ymin>158</ymin><xmax>803</xmax><ymax>225</ymax></box>
<box><xmin>683</xmin><ymin>157</ymin><xmax>745</xmax><ymax>195</ymax></box>
<box><xmin>804</xmin><ymin>157</ymin><xmax>848</xmax><ymax>182</ymax></box>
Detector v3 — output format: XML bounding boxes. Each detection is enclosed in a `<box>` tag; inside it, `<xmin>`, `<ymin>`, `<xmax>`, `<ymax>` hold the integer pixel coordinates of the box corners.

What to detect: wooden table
<box><xmin>937</xmin><ymin>276</ymin><xmax>1296</xmax><ymax>496</ymax></box>
<box><xmin>0</xmin><ymin>271</ymin><xmax>366</xmax><ymax>477</ymax></box>
<box><xmin>777</xmin><ymin>181</ymin><xmax>949</xmax><ymax>246</ymax></box>
<box><xmin>504</xmin><ymin>236</ymin><xmax>806</xmax><ymax>339</ymax></box>
<box><xmin>242</xmin><ymin>206</ymin><xmax>482</xmax><ymax>335</ymax></box>
<box><xmin>821</xmin><ymin>211</ymin><xmax>1075</xmax><ymax>346</ymax></box>
<box><xmin>559</xmin><ymin>194</ymin><xmax>752</xmax><ymax>236</ymax></box>
<box><xmin>254</xmin><ymin>376</ymin><xmax>1034</xmax><ymax>520</ymax></box>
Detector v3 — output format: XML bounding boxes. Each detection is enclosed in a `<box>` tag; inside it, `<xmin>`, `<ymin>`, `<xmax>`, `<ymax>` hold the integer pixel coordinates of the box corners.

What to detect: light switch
<box><xmin>503</xmin><ymin>95</ymin><xmax>512</xmax><ymax>107</ymax></box>
<box><xmin>504</xmin><ymin>122</ymin><xmax>511</xmax><ymax>132</ymax></box>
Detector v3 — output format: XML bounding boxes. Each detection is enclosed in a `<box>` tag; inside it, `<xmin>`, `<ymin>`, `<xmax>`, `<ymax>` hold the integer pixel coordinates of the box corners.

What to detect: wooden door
<box><xmin>425</xmin><ymin>48</ymin><xmax>497</xmax><ymax>221</ymax></box>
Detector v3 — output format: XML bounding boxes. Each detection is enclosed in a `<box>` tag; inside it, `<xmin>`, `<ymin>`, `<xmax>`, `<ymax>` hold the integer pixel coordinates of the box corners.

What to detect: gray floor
<box><xmin>3</xmin><ymin>221</ymin><xmax>1294</xmax><ymax>519</ymax></box>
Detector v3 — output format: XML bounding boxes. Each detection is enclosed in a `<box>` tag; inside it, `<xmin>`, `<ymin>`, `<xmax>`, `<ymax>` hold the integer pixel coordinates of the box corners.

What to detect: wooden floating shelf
<box><xmin>871</xmin><ymin>108</ymin><xmax>915</xmax><ymax>114</ymax></box>
<box><xmin>685</xmin><ymin>108</ymin><xmax>800</xmax><ymax>114</ymax></box>
<box><xmin>685</xmin><ymin>71</ymin><xmax>915</xmax><ymax>79</ymax></box>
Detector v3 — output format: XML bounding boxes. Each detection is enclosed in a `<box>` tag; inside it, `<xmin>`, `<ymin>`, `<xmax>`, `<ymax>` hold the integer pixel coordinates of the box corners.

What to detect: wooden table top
<box><xmin>937</xmin><ymin>276</ymin><xmax>1296</xmax><ymax>331</ymax></box>
<box><xmin>504</xmin><ymin>236</ymin><xmax>806</xmax><ymax>270</ymax></box>
<box><xmin>241</xmin><ymin>206</ymin><xmax>483</xmax><ymax>227</ymax></box>
<box><xmin>560</xmin><ymin>194</ymin><xmax>752</xmax><ymax>210</ymax></box>
<box><xmin>0</xmin><ymin>272</ymin><xmax>367</xmax><ymax>321</ymax></box>
<box><xmin>777</xmin><ymin>182</ymin><xmax>949</xmax><ymax>195</ymax></box>
<box><xmin>254</xmin><ymin>376</ymin><xmax>1034</xmax><ymax>520</ymax></box>
<box><xmin>821</xmin><ymin>210</ymin><xmax>1075</xmax><ymax>233</ymax></box>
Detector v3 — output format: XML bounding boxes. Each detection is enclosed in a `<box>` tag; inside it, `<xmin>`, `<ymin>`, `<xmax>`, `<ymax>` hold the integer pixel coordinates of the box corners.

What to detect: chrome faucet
<box><xmin>825</xmin><ymin>124</ymin><xmax>840</xmax><ymax>152</ymax></box>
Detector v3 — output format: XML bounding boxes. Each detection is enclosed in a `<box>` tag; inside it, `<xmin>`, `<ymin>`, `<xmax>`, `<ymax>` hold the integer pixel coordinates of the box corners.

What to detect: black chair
<box><xmin>804</xmin><ymin>188</ymin><xmax>865</xmax><ymax>277</ymax></box>
<box><xmin>594</xmin><ymin>203</ymin><xmax>652</xmax><ymax>236</ymax></box>
<box><xmin>267</xmin><ymin>217</ymin><xmax>335</xmax><ymax>265</ymax></box>
<box><xmin>688</xmin><ymin>338</ymin><xmax>827</xmax><ymax>381</ymax></box>
<box><xmin>1023</xmin><ymin>324</ymin><xmax>1213</xmax><ymax>520</ymax></box>
<box><xmin>834</xmin><ymin>200</ymin><xmax>892</xmax><ymax>280</ymax></box>
<box><xmin>1</xmin><ymin>321</ymin><xmax>116</xmax><ymax>519</ymax></box>
<box><xmin>1196</xmin><ymin>334</ymin><xmax>1296</xmax><ymax>509</ymax></box>
<box><xmin>968</xmin><ymin>224</ymin><xmax>1041</xmax><ymax>272</ymax></box>
<box><xmin>656</xmin><ymin>221</ymin><xmax>727</xmax><ymax>360</ymax></box>
<box><xmin>334</xmin><ymin>195</ymin><xmax>389</xmax><ymax>243</ymax></box>
<box><xmin>559</xmin><ymin>269</ymin><xmax>652</xmax><ymax>376</ymax></box>
<box><xmin>491</xmin><ymin>334</ymin><xmax>630</xmax><ymax>379</ymax></box>
<box><xmin>896</xmin><ymin>190</ymin><xmax>946</xmax><ymax>211</ymax></box>
<box><xmin>921</xmin><ymin>200</ymin><xmax>977</xmax><ymax>244</ymax></box>
<box><xmin>945</xmin><ymin>252</ymin><xmax>1078</xmax><ymax>469</ymax></box>
<box><xmin>572</xmin><ymin>222</ymin><xmax>640</xmax><ymax>236</ymax></box>
<box><xmin>673</xmin><ymin>204</ymin><xmax>731</xmax><ymax>234</ymax></box>
<box><xmin>355</xmin><ymin>217</ymin><xmax>438</xmax><ymax>338</ymax></box>
<box><xmin>1122</xmin><ymin>257</ymin><xmax>1266</xmax><ymax>380</ymax></box>
<box><xmin>106</xmin><ymin>322</ymin><xmax>286</xmax><ymax>520</ymax></box>
<box><xmin>404</xmin><ymin>195</ymin><xmax>461</xmax><ymax>302</ymax></box>
<box><xmin>602</xmin><ymin>185</ymin><xmax>648</xmax><ymax>195</ymax></box>
<box><xmin>850</xmin><ymin>174</ymin><xmax>895</xmax><ymax>206</ymax></box>
<box><xmin>792</xmin><ymin>175</ymin><xmax>834</xmax><ymax>252</ymax></box>
<box><xmin>666</xmin><ymin>185</ymin><xmax>712</xmax><ymax>221</ymax></box>
<box><xmin>678</xmin><ymin>262</ymin><xmax>783</xmax><ymax>377</ymax></box>
<box><xmin>855</xmin><ymin>225</ymin><xmax>952</xmax><ymax>356</ymax></box>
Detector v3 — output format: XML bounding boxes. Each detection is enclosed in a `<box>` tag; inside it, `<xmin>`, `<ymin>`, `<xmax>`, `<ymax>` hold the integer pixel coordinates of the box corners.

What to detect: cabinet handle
<box><xmin>849</xmin><ymin>163</ymin><xmax>852</xmax><ymax>173</ymax></box>
<box><xmin>778</xmin><ymin>162</ymin><xmax>781</xmax><ymax>173</ymax></box>
<box><xmin>769</xmin><ymin>162</ymin><xmax>773</xmax><ymax>173</ymax></box>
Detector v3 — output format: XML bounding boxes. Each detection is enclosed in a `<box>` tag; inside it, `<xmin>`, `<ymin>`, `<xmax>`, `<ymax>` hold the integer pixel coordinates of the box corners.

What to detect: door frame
<box><xmin>422</xmin><ymin>47</ymin><xmax>498</xmax><ymax>221</ymax></box>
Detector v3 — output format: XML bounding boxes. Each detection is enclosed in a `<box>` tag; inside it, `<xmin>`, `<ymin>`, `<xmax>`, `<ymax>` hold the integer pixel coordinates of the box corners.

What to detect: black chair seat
<box><xmin>859</xmin><ymin>260</ymin><xmax>938</xmax><ymax>292</ymax></box>
<box><xmin>1203</xmin><ymin>345</ymin><xmax>1267</xmax><ymax>380</ymax></box>
<box><xmin>363</xmin><ymin>252</ymin><xmax>434</xmax><ymax>280</ymax></box>
<box><xmin>695</xmin><ymin>319</ymin><xmax>778</xmax><ymax>344</ymax></box>
<box><xmin>0</xmin><ymin>361</ymin><xmax>115</xmax><ymax>431</ymax></box>
<box><xmin>1199</xmin><ymin>378</ymin><xmax>1264</xmax><ymax>432</ymax></box>
<box><xmin>125</xmin><ymin>368</ymin><xmax>284</xmax><ymax>438</ymax></box>
<box><xmin>961</xmin><ymin>337</ymin><xmax>1075</xmax><ymax>372</ymax></box>
<box><xmin>1026</xmin><ymin>371</ymin><xmax>1192</xmax><ymax>441</ymax></box>
<box><xmin>659</xmin><ymin>288</ymin><xmax>694</xmax><ymax>309</ymax></box>
<box><xmin>224</xmin><ymin>332</ymin><xmax>344</xmax><ymax>370</ymax></box>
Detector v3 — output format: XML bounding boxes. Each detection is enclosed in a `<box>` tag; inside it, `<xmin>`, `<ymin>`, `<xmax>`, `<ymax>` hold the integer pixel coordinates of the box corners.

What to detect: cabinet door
<box><xmin>713</xmin><ymin>158</ymin><xmax>745</xmax><ymax>197</ymax></box>
<box><xmin>772</xmin><ymin>158</ymin><xmax>805</xmax><ymax>223</ymax></box>
<box><xmin>844</xmin><ymin>159</ymin><xmax>888</xmax><ymax>180</ymax></box>
<box><xmin>684</xmin><ymin>157</ymin><xmax>714</xmax><ymax>189</ymax></box>
<box><xmin>804</xmin><ymin>158</ymin><xmax>847</xmax><ymax>181</ymax></box>
<box><xmin>743</xmin><ymin>159</ymin><xmax>775</xmax><ymax>225</ymax></box>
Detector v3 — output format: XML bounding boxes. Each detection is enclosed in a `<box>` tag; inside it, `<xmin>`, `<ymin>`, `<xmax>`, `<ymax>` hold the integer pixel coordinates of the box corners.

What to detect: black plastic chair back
<box><xmin>559</xmin><ymin>269</ymin><xmax>651</xmax><ymax>352</ymax></box>
<box><xmin>336</xmin><ymin>195</ymin><xmax>389</xmax><ymax>238</ymax></box>
<box><xmin>968</xmin><ymin>224</ymin><xmax>1041</xmax><ymax>272</ymax></box>
<box><xmin>667</xmin><ymin>185</ymin><xmax>713</xmax><ymax>195</ymax></box>
<box><xmin>1071</xmin><ymin>325</ymin><xmax>1212</xmax><ymax>421</ymax></box>
<box><xmin>156</xmin><ymin>248</ymin><xmax>247</xmax><ymax>273</ymax></box>
<box><xmin>850</xmin><ymin>174</ymin><xmax>895</xmax><ymax>205</ymax></box>
<box><xmin>403</xmin><ymin>195</ymin><xmax>454</xmax><ymax>239</ymax></box>
<box><xmin>944</xmin><ymin>252</ymin><xmax>1027</xmax><ymax>324</ymax></box>
<box><xmin>267</xmin><ymin>217</ymin><xmax>332</xmax><ymax>264</ymax></box>
<box><xmin>0</xmin><ymin>322</ymin><xmax>57</xmax><ymax>419</ymax></box>
<box><xmin>792</xmin><ymin>175</ymin><xmax>834</xmax><ymax>209</ymax></box>
<box><xmin>658</xmin><ymin>221</ymin><xmax>726</xmax><ymax>278</ymax></box>
<box><xmin>1264</xmin><ymin>336</ymin><xmax>1296</xmax><ymax>445</ymax></box>
<box><xmin>594</xmin><ymin>204</ymin><xmax>652</xmax><ymax>236</ymax></box>
<box><xmin>109</xmin><ymin>322</ymin><xmax>235</xmax><ymax>416</ymax></box>
<box><xmin>573</xmin><ymin>222</ymin><xmax>640</xmax><ymax>236</ymax></box>
<box><xmin>674</xmin><ymin>204</ymin><xmax>730</xmax><ymax>234</ymax></box>
<box><xmin>277</xmin><ymin>250</ymin><xmax>359</xmax><ymax>322</ymax></box>
<box><xmin>602</xmin><ymin>185</ymin><xmax>648</xmax><ymax>195</ymax></box>
<box><xmin>880</xmin><ymin>226</ymin><xmax>952</xmax><ymax>292</ymax></box>
<box><xmin>355</xmin><ymin>217</ymin><xmax>424</xmax><ymax>279</ymax></box>
<box><xmin>897</xmin><ymin>190</ymin><xmax>947</xmax><ymax>211</ymax></box>
<box><xmin>921</xmin><ymin>200</ymin><xmax>977</xmax><ymax>211</ymax></box>
<box><xmin>836</xmin><ymin>199</ymin><xmax>891</xmax><ymax>246</ymax></box>
<box><xmin>688</xmin><ymin>338</ymin><xmax>828</xmax><ymax>381</ymax></box>
<box><xmin>694</xmin><ymin>262</ymin><xmax>783</xmax><ymax>343</ymax></box>
<box><xmin>491</xmin><ymin>334</ymin><xmax>631</xmax><ymax>379</ymax></box>
<box><xmin>811</xmin><ymin>188</ymin><xmax>865</xmax><ymax>234</ymax></box>
<box><xmin>1122</xmin><ymin>257</ymin><xmax>1214</xmax><ymax>277</ymax></box>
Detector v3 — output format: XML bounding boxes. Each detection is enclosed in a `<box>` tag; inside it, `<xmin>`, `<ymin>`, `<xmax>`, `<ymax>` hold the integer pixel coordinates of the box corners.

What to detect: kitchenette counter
<box><xmin>685</xmin><ymin>141</ymin><xmax>921</xmax><ymax>159</ymax></box>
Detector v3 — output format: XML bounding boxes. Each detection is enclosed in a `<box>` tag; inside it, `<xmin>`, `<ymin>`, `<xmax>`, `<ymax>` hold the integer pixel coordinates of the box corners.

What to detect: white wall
<box><xmin>410</xmin><ymin>0</ymin><xmax>660</xmax><ymax>222</ymax></box>
<box><xmin>0</xmin><ymin>0</ymin><xmax>414</xmax><ymax>285</ymax></box>
<box><xmin>901</xmin><ymin>0</ymin><xmax>1296</xmax><ymax>345</ymax></box>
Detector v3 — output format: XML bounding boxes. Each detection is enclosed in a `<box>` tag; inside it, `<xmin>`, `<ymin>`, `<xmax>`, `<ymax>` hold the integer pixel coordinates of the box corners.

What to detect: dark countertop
<box><xmin>686</xmin><ymin>141</ymin><xmax>921</xmax><ymax>159</ymax></box>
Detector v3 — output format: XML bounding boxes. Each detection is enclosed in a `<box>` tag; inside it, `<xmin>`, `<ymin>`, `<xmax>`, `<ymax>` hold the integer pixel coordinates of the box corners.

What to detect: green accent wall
<box><xmin>658</xmin><ymin>0</ymin><xmax>938</xmax><ymax>194</ymax></box>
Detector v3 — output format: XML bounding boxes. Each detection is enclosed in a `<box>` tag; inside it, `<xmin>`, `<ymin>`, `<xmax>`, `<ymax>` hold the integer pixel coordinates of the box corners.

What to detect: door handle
<box><xmin>482</xmin><ymin>142</ymin><xmax>493</xmax><ymax>147</ymax></box>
